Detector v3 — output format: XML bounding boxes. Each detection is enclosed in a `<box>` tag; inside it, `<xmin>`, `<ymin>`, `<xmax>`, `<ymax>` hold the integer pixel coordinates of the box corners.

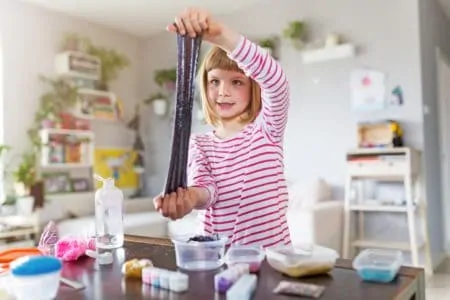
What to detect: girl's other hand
<box><xmin>153</xmin><ymin>187</ymin><xmax>198</xmax><ymax>220</ymax></box>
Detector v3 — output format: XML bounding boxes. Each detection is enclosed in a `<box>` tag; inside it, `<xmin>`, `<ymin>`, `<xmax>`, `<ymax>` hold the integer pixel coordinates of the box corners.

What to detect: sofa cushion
<box><xmin>288</xmin><ymin>178</ymin><xmax>332</xmax><ymax>209</ymax></box>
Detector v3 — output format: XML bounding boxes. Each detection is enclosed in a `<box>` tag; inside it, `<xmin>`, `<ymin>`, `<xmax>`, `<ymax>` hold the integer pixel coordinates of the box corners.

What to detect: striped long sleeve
<box><xmin>228</xmin><ymin>35</ymin><xmax>290</xmax><ymax>143</ymax></box>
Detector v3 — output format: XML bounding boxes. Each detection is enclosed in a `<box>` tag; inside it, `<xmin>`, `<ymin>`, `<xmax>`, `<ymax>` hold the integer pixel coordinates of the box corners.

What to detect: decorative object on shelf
<box><xmin>55</xmin><ymin>51</ymin><xmax>101</xmax><ymax>81</ymax></box>
<box><xmin>282</xmin><ymin>20</ymin><xmax>307</xmax><ymax>49</ymax></box>
<box><xmin>42</xmin><ymin>172</ymin><xmax>72</xmax><ymax>194</ymax></box>
<box><xmin>357</xmin><ymin>120</ymin><xmax>403</xmax><ymax>148</ymax></box>
<box><xmin>144</xmin><ymin>92</ymin><xmax>169</xmax><ymax>116</ymax></box>
<box><xmin>84</xmin><ymin>42</ymin><xmax>130</xmax><ymax>91</ymax></box>
<box><xmin>1</xmin><ymin>195</ymin><xmax>17</xmax><ymax>215</ymax></box>
<box><xmin>12</xmin><ymin>152</ymin><xmax>37</xmax><ymax>197</ymax></box>
<box><xmin>39</xmin><ymin>129</ymin><xmax>94</xmax><ymax>167</ymax></box>
<box><xmin>75</xmin><ymin>89</ymin><xmax>118</xmax><ymax>121</ymax></box>
<box><xmin>154</xmin><ymin>68</ymin><xmax>177</xmax><ymax>92</ymax></box>
<box><xmin>59</xmin><ymin>33</ymin><xmax>90</xmax><ymax>52</ymax></box>
<box><xmin>325</xmin><ymin>33</ymin><xmax>341</xmax><ymax>47</ymax></box>
<box><xmin>70</xmin><ymin>178</ymin><xmax>91</xmax><ymax>192</ymax></box>
<box><xmin>127</xmin><ymin>104</ymin><xmax>147</xmax><ymax>198</ymax></box>
<box><xmin>94</xmin><ymin>148</ymin><xmax>138</xmax><ymax>189</ymax></box>
<box><xmin>28</xmin><ymin>75</ymin><xmax>79</xmax><ymax>149</ymax></box>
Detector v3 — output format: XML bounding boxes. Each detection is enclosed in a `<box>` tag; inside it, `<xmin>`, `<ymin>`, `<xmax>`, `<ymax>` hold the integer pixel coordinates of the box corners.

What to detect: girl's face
<box><xmin>207</xmin><ymin>69</ymin><xmax>252</xmax><ymax>122</ymax></box>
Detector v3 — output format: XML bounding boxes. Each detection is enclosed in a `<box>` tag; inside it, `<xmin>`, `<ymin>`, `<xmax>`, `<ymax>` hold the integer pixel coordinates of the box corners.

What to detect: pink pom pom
<box><xmin>55</xmin><ymin>237</ymin><xmax>88</xmax><ymax>261</ymax></box>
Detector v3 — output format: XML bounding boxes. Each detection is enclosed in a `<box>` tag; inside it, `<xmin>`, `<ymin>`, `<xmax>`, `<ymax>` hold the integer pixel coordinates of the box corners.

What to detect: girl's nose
<box><xmin>218</xmin><ymin>83</ymin><xmax>230</xmax><ymax>97</ymax></box>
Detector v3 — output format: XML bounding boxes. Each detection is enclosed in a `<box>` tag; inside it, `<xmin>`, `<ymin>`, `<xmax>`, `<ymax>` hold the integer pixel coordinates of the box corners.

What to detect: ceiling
<box><xmin>18</xmin><ymin>0</ymin><xmax>264</xmax><ymax>37</ymax></box>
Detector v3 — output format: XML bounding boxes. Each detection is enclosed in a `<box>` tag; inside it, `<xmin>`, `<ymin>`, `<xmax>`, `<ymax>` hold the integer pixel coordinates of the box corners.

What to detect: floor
<box><xmin>427</xmin><ymin>259</ymin><xmax>450</xmax><ymax>299</ymax></box>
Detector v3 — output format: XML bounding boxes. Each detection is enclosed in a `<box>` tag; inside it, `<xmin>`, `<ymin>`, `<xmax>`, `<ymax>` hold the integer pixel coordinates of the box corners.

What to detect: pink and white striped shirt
<box><xmin>188</xmin><ymin>35</ymin><xmax>291</xmax><ymax>248</ymax></box>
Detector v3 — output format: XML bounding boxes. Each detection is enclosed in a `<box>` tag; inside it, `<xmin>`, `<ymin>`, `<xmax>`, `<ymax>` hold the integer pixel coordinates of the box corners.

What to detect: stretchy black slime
<box><xmin>163</xmin><ymin>33</ymin><xmax>202</xmax><ymax>195</ymax></box>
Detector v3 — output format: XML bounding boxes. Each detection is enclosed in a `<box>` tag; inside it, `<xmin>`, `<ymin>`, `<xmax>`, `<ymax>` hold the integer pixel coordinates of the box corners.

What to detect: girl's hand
<box><xmin>153</xmin><ymin>187</ymin><xmax>198</xmax><ymax>220</ymax></box>
<box><xmin>166</xmin><ymin>7</ymin><xmax>240</xmax><ymax>52</ymax></box>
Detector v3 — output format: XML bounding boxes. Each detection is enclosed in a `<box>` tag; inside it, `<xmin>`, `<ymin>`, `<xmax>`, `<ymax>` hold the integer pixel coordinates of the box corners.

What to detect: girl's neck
<box><xmin>214</xmin><ymin>120</ymin><xmax>247</xmax><ymax>139</ymax></box>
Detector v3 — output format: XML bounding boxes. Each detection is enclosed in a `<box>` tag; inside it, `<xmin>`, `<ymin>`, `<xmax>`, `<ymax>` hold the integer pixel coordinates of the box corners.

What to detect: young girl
<box><xmin>154</xmin><ymin>7</ymin><xmax>291</xmax><ymax>248</ymax></box>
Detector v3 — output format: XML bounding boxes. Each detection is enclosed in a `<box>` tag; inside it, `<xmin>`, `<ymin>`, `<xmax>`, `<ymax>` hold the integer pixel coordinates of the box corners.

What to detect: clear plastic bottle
<box><xmin>94</xmin><ymin>174</ymin><xmax>124</xmax><ymax>249</ymax></box>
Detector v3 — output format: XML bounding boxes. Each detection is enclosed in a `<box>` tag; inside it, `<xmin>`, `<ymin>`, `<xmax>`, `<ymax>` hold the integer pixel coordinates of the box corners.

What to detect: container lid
<box><xmin>225</xmin><ymin>245</ymin><xmax>265</xmax><ymax>263</ymax></box>
<box><xmin>265</xmin><ymin>244</ymin><xmax>339</xmax><ymax>267</ymax></box>
<box><xmin>11</xmin><ymin>255</ymin><xmax>62</xmax><ymax>276</ymax></box>
<box><xmin>352</xmin><ymin>249</ymin><xmax>403</xmax><ymax>270</ymax></box>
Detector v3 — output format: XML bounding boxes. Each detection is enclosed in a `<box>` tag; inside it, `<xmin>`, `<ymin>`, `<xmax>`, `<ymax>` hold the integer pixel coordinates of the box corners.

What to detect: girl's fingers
<box><xmin>190</xmin><ymin>12</ymin><xmax>203</xmax><ymax>34</ymax></box>
<box><xmin>174</xmin><ymin>16</ymin><xmax>186</xmax><ymax>35</ymax></box>
<box><xmin>167</xmin><ymin>192</ymin><xmax>177</xmax><ymax>220</ymax></box>
<box><xmin>176</xmin><ymin>188</ymin><xmax>186</xmax><ymax>217</ymax></box>
<box><xmin>162</xmin><ymin>192</ymin><xmax>173</xmax><ymax>218</ymax></box>
<box><xmin>181</xmin><ymin>14</ymin><xmax>196</xmax><ymax>37</ymax></box>
<box><xmin>153</xmin><ymin>195</ymin><xmax>163</xmax><ymax>211</ymax></box>
<box><xmin>166</xmin><ymin>23</ymin><xmax>177</xmax><ymax>33</ymax></box>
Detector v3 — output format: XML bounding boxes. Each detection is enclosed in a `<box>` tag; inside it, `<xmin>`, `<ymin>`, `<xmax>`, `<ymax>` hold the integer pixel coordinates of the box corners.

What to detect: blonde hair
<box><xmin>197</xmin><ymin>46</ymin><xmax>261</xmax><ymax>126</ymax></box>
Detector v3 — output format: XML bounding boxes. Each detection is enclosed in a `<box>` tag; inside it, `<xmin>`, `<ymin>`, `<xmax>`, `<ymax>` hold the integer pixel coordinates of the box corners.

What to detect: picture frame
<box><xmin>42</xmin><ymin>172</ymin><xmax>72</xmax><ymax>194</ymax></box>
<box><xmin>71</xmin><ymin>178</ymin><xmax>91</xmax><ymax>192</ymax></box>
<box><xmin>75</xmin><ymin>89</ymin><xmax>117</xmax><ymax>121</ymax></box>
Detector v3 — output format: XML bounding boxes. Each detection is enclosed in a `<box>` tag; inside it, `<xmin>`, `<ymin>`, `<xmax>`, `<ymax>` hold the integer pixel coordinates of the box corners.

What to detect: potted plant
<box><xmin>282</xmin><ymin>20</ymin><xmax>307</xmax><ymax>50</ymax></box>
<box><xmin>154</xmin><ymin>68</ymin><xmax>177</xmax><ymax>92</ymax></box>
<box><xmin>144</xmin><ymin>92</ymin><xmax>169</xmax><ymax>116</ymax></box>
<box><xmin>59</xmin><ymin>33</ymin><xmax>89</xmax><ymax>52</ymax></box>
<box><xmin>259</xmin><ymin>37</ymin><xmax>277</xmax><ymax>57</ymax></box>
<box><xmin>84</xmin><ymin>42</ymin><xmax>130</xmax><ymax>91</ymax></box>
<box><xmin>1</xmin><ymin>195</ymin><xmax>17</xmax><ymax>215</ymax></box>
<box><xmin>13</xmin><ymin>152</ymin><xmax>37</xmax><ymax>197</ymax></box>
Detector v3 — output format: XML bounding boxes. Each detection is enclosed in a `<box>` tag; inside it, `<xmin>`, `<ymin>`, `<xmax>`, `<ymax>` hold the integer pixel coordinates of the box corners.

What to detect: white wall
<box><xmin>0</xmin><ymin>0</ymin><xmax>142</xmax><ymax>158</ymax></box>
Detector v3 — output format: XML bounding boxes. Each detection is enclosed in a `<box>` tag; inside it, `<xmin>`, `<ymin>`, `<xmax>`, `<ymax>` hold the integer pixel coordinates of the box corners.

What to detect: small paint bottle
<box><xmin>150</xmin><ymin>268</ymin><xmax>160</xmax><ymax>288</ymax></box>
<box><xmin>159</xmin><ymin>270</ymin><xmax>170</xmax><ymax>290</ymax></box>
<box><xmin>169</xmin><ymin>272</ymin><xmax>189</xmax><ymax>293</ymax></box>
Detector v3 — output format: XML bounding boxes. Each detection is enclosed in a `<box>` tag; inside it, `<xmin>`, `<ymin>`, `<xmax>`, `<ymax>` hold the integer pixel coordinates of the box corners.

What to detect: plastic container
<box><xmin>171</xmin><ymin>234</ymin><xmax>228</xmax><ymax>271</ymax></box>
<box><xmin>214</xmin><ymin>263</ymin><xmax>249</xmax><ymax>293</ymax></box>
<box><xmin>353</xmin><ymin>249</ymin><xmax>403</xmax><ymax>283</ymax></box>
<box><xmin>9</xmin><ymin>255</ymin><xmax>62</xmax><ymax>300</ymax></box>
<box><xmin>265</xmin><ymin>244</ymin><xmax>338</xmax><ymax>278</ymax></box>
<box><xmin>225</xmin><ymin>245</ymin><xmax>265</xmax><ymax>272</ymax></box>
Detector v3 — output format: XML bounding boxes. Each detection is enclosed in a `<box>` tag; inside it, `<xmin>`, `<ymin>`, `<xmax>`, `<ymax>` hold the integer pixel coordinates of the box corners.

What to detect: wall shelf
<box><xmin>301</xmin><ymin>44</ymin><xmax>356</xmax><ymax>64</ymax></box>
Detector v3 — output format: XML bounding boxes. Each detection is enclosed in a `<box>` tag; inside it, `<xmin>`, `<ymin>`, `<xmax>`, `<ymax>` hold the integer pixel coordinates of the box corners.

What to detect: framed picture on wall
<box><xmin>74</xmin><ymin>89</ymin><xmax>117</xmax><ymax>121</ymax></box>
<box><xmin>42</xmin><ymin>172</ymin><xmax>72</xmax><ymax>194</ymax></box>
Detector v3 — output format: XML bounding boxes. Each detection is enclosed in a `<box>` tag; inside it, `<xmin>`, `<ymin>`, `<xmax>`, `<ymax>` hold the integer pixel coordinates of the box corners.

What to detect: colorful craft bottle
<box><xmin>94</xmin><ymin>174</ymin><xmax>124</xmax><ymax>249</ymax></box>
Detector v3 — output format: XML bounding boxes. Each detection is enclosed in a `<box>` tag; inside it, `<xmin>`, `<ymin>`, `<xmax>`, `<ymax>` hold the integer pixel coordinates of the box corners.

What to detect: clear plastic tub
<box><xmin>265</xmin><ymin>244</ymin><xmax>338</xmax><ymax>278</ymax></box>
<box><xmin>171</xmin><ymin>234</ymin><xmax>227</xmax><ymax>271</ymax></box>
<box><xmin>353</xmin><ymin>249</ymin><xmax>403</xmax><ymax>283</ymax></box>
<box><xmin>225</xmin><ymin>245</ymin><xmax>265</xmax><ymax>273</ymax></box>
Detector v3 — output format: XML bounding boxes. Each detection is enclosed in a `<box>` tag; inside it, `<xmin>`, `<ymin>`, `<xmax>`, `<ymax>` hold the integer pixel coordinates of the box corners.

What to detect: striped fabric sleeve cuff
<box><xmin>192</xmin><ymin>184</ymin><xmax>216</xmax><ymax>210</ymax></box>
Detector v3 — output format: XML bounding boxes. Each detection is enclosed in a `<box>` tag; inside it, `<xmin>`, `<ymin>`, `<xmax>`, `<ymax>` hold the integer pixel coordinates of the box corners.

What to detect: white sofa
<box><xmin>37</xmin><ymin>178</ymin><xmax>344</xmax><ymax>254</ymax></box>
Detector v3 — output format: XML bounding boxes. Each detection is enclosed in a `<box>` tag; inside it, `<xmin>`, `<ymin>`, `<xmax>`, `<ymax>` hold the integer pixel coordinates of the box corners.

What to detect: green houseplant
<box><xmin>12</xmin><ymin>152</ymin><xmax>37</xmax><ymax>197</ymax></box>
<box><xmin>85</xmin><ymin>43</ymin><xmax>130</xmax><ymax>91</ymax></box>
<box><xmin>283</xmin><ymin>20</ymin><xmax>307</xmax><ymax>49</ymax></box>
<box><xmin>154</xmin><ymin>68</ymin><xmax>177</xmax><ymax>92</ymax></box>
<box><xmin>28</xmin><ymin>75</ymin><xmax>78</xmax><ymax>149</ymax></box>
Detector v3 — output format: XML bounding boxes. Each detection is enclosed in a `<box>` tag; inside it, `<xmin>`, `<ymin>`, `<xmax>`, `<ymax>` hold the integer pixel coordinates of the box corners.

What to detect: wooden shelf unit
<box><xmin>342</xmin><ymin>147</ymin><xmax>432</xmax><ymax>273</ymax></box>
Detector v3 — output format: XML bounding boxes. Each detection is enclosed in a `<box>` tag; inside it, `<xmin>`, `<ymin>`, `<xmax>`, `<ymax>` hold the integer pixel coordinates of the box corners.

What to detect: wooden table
<box><xmin>56</xmin><ymin>235</ymin><xmax>426</xmax><ymax>300</ymax></box>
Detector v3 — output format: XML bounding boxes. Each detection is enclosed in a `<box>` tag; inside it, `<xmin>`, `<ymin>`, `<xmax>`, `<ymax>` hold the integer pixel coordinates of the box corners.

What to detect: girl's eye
<box><xmin>209</xmin><ymin>79</ymin><xmax>219</xmax><ymax>85</ymax></box>
<box><xmin>232</xmin><ymin>80</ymin><xmax>243</xmax><ymax>86</ymax></box>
